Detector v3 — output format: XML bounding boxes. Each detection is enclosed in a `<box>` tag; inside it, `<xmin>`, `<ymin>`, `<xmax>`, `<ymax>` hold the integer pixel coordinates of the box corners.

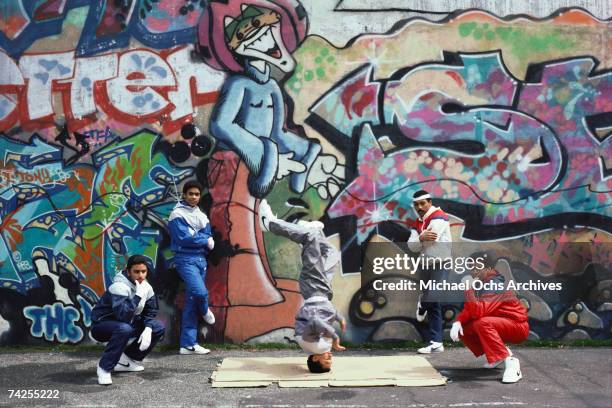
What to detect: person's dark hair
<box><xmin>183</xmin><ymin>180</ymin><xmax>203</xmax><ymax>194</ymax></box>
<box><xmin>471</xmin><ymin>250</ymin><xmax>497</xmax><ymax>269</ymax></box>
<box><xmin>413</xmin><ymin>189</ymin><xmax>432</xmax><ymax>201</ymax></box>
<box><xmin>126</xmin><ymin>254</ymin><xmax>150</xmax><ymax>271</ymax></box>
<box><xmin>307</xmin><ymin>355</ymin><xmax>330</xmax><ymax>373</ymax></box>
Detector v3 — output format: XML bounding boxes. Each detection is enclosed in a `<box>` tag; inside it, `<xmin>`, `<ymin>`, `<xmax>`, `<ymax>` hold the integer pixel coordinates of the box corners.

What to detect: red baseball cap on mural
<box><xmin>197</xmin><ymin>0</ymin><xmax>308</xmax><ymax>72</ymax></box>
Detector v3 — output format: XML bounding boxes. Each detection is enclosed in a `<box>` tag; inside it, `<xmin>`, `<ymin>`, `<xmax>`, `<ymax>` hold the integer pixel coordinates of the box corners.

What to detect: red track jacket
<box><xmin>456</xmin><ymin>269</ymin><xmax>529</xmax><ymax>325</ymax></box>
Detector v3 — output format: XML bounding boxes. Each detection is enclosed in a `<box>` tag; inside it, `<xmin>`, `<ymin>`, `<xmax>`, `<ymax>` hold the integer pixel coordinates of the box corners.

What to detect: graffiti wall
<box><xmin>0</xmin><ymin>0</ymin><xmax>610</xmax><ymax>345</ymax></box>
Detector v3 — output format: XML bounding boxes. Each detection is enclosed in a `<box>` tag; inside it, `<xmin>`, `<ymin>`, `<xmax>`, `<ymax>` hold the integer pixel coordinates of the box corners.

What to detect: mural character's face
<box><xmin>128</xmin><ymin>263</ymin><xmax>148</xmax><ymax>284</ymax></box>
<box><xmin>225</xmin><ymin>6</ymin><xmax>296</xmax><ymax>73</ymax></box>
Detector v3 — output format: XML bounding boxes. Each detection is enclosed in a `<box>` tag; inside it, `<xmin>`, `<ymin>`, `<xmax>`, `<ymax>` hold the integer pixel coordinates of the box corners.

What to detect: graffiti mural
<box><xmin>291</xmin><ymin>9</ymin><xmax>612</xmax><ymax>343</ymax></box>
<box><xmin>0</xmin><ymin>129</ymin><xmax>192</xmax><ymax>343</ymax></box>
<box><xmin>319</xmin><ymin>52</ymin><xmax>611</xmax><ymax>240</ymax></box>
<box><xmin>0</xmin><ymin>1</ymin><xmax>610</xmax><ymax>345</ymax></box>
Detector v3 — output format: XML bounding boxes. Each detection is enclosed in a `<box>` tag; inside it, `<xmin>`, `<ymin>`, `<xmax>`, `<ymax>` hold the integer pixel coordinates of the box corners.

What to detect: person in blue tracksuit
<box><xmin>168</xmin><ymin>180</ymin><xmax>215</xmax><ymax>355</ymax></box>
<box><xmin>91</xmin><ymin>255</ymin><xmax>165</xmax><ymax>385</ymax></box>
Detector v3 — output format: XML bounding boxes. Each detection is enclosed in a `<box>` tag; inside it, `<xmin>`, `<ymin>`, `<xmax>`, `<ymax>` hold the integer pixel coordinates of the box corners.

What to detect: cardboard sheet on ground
<box><xmin>211</xmin><ymin>356</ymin><xmax>447</xmax><ymax>387</ymax></box>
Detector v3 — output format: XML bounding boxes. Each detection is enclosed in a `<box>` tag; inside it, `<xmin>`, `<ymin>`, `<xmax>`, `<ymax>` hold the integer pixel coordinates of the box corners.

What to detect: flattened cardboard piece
<box><xmin>329</xmin><ymin>379</ymin><xmax>398</xmax><ymax>387</ymax></box>
<box><xmin>211</xmin><ymin>356</ymin><xmax>446</xmax><ymax>387</ymax></box>
<box><xmin>396</xmin><ymin>378</ymin><xmax>447</xmax><ymax>386</ymax></box>
<box><xmin>213</xmin><ymin>357</ymin><xmax>323</xmax><ymax>382</ymax></box>
<box><xmin>278</xmin><ymin>380</ymin><xmax>329</xmax><ymax>388</ymax></box>
<box><xmin>212</xmin><ymin>381</ymin><xmax>271</xmax><ymax>388</ymax></box>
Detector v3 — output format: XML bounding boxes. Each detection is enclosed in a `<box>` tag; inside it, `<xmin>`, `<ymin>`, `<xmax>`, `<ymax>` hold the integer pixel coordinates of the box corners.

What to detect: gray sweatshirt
<box><xmin>294</xmin><ymin>296</ymin><xmax>343</xmax><ymax>342</ymax></box>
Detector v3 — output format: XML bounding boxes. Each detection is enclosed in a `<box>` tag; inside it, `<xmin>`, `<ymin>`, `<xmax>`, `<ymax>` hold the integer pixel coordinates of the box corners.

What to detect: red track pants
<box><xmin>460</xmin><ymin>317</ymin><xmax>529</xmax><ymax>363</ymax></box>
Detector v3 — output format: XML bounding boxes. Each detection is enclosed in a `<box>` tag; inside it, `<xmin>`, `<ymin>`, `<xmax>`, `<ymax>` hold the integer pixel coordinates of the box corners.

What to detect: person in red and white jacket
<box><xmin>449</xmin><ymin>251</ymin><xmax>529</xmax><ymax>383</ymax></box>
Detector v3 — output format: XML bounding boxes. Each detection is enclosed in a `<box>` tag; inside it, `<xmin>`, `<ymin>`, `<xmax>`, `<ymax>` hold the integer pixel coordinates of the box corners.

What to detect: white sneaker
<box><xmin>502</xmin><ymin>357</ymin><xmax>523</xmax><ymax>383</ymax></box>
<box><xmin>97</xmin><ymin>365</ymin><xmax>112</xmax><ymax>385</ymax></box>
<box><xmin>416</xmin><ymin>296</ymin><xmax>427</xmax><ymax>322</ymax></box>
<box><xmin>180</xmin><ymin>344</ymin><xmax>210</xmax><ymax>355</ymax></box>
<box><xmin>417</xmin><ymin>341</ymin><xmax>444</xmax><ymax>354</ymax></box>
<box><xmin>484</xmin><ymin>347</ymin><xmax>513</xmax><ymax>369</ymax></box>
<box><xmin>114</xmin><ymin>353</ymin><xmax>144</xmax><ymax>372</ymax></box>
<box><xmin>204</xmin><ymin>309</ymin><xmax>216</xmax><ymax>325</ymax></box>
<box><xmin>259</xmin><ymin>199</ymin><xmax>276</xmax><ymax>232</ymax></box>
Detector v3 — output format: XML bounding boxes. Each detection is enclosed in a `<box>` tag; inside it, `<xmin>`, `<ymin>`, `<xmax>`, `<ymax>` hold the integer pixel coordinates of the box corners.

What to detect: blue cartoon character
<box><xmin>200</xmin><ymin>0</ymin><xmax>343</xmax><ymax>199</ymax></box>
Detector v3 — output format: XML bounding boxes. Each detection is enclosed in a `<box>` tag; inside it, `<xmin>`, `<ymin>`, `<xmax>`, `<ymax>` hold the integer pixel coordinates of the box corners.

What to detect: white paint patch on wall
<box><xmin>34</xmin><ymin>259</ymin><xmax>72</xmax><ymax>305</ymax></box>
<box><xmin>305</xmin><ymin>0</ymin><xmax>609</xmax><ymax>47</ymax></box>
<box><xmin>338</xmin><ymin>0</ymin><xmax>611</xmax><ymax>19</ymax></box>
<box><xmin>304</xmin><ymin>0</ymin><xmax>444</xmax><ymax>47</ymax></box>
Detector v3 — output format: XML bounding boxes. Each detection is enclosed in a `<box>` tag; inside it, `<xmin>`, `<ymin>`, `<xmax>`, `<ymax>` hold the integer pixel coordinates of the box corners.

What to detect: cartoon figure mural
<box><xmin>197</xmin><ymin>0</ymin><xmax>344</xmax><ymax>341</ymax></box>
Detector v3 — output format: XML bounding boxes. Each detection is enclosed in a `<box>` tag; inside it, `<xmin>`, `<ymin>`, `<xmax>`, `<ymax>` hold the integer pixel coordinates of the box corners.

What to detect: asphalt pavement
<box><xmin>0</xmin><ymin>347</ymin><xmax>610</xmax><ymax>407</ymax></box>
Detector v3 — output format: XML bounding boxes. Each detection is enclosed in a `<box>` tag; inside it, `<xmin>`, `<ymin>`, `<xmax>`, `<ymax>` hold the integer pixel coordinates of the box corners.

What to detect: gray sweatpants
<box><xmin>268</xmin><ymin>219</ymin><xmax>339</xmax><ymax>299</ymax></box>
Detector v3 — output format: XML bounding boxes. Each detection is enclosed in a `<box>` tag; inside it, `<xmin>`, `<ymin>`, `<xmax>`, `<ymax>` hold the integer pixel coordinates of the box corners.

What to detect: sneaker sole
<box><xmin>502</xmin><ymin>375</ymin><xmax>522</xmax><ymax>384</ymax></box>
<box><xmin>179</xmin><ymin>350</ymin><xmax>210</xmax><ymax>355</ymax></box>
<box><xmin>418</xmin><ymin>348</ymin><xmax>444</xmax><ymax>354</ymax></box>
<box><xmin>114</xmin><ymin>367</ymin><xmax>144</xmax><ymax>372</ymax></box>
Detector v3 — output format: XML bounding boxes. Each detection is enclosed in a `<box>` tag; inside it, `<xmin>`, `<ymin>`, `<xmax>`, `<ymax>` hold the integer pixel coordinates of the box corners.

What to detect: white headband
<box><xmin>413</xmin><ymin>193</ymin><xmax>431</xmax><ymax>202</ymax></box>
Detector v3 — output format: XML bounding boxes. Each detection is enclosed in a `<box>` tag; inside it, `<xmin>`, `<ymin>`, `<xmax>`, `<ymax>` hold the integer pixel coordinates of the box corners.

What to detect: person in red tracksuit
<box><xmin>449</xmin><ymin>251</ymin><xmax>529</xmax><ymax>383</ymax></box>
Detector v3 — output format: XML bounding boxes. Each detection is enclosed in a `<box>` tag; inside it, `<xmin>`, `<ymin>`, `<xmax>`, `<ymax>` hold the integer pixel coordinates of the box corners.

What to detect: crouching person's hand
<box><xmin>135</xmin><ymin>280</ymin><xmax>149</xmax><ymax>299</ymax></box>
<box><xmin>332</xmin><ymin>337</ymin><xmax>346</xmax><ymax>351</ymax></box>
<box><xmin>138</xmin><ymin>327</ymin><xmax>152</xmax><ymax>351</ymax></box>
<box><xmin>450</xmin><ymin>321</ymin><xmax>463</xmax><ymax>342</ymax></box>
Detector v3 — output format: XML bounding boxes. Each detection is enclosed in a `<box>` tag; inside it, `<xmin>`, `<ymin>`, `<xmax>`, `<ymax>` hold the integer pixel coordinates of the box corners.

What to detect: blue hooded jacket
<box><xmin>168</xmin><ymin>201</ymin><xmax>213</xmax><ymax>257</ymax></box>
<box><xmin>91</xmin><ymin>270</ymin><xmax>158</xmax><ymax>328</ymax></box>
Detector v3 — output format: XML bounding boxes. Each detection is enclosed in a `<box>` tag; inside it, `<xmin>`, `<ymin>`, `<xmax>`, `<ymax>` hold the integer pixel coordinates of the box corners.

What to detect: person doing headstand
<box><xmin>259</xmin><ymin>199</ymin><xmax>346</xmax><ymax>373</ymax></box>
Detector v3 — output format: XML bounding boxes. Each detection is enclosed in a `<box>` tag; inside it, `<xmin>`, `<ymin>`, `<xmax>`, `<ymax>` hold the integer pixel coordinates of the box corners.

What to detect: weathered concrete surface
<box><xmin>0</xmin><ymin>347</ymin><xmax>610</xmax><ymax>407</ymax></box>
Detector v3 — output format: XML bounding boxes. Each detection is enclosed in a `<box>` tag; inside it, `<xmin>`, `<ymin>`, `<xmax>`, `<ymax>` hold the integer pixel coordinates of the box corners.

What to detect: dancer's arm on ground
<box><xmin>332</xmin><ymin>337</ymin><xmax>345</xmax><ymax>351</ymax></box>
<box><xmin>312</xmin><ymin>317</ymin><xmax>345</xmax><ymax>351</ymax></box>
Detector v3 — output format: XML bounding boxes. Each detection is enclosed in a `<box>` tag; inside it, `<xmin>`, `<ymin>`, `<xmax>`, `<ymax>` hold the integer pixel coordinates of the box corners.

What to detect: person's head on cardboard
<box><xmin>307</xmin><ymin>352</ymin><xmax>332</xmax><ymax>373</ymax></box>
